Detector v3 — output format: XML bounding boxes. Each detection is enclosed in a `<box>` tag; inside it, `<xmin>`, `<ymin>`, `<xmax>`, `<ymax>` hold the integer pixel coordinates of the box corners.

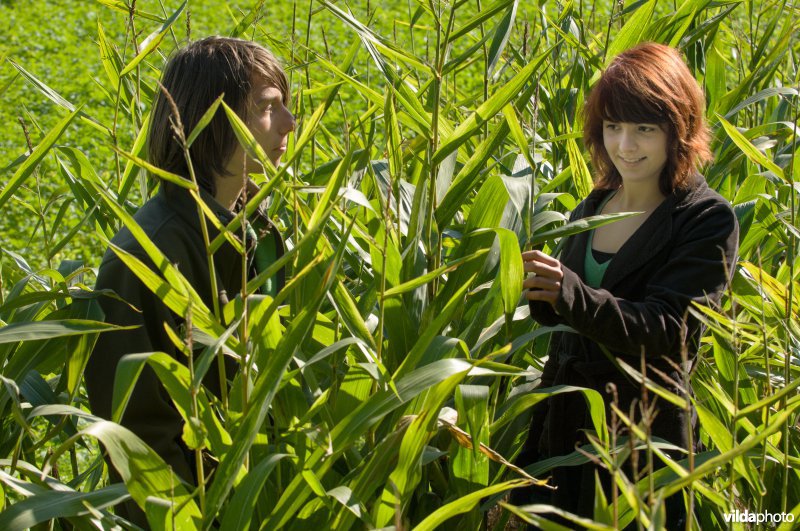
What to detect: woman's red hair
<box><xmin>583</xmin><ymin>42</ymin><xmax>712</xmax><ymax>194</ymax></box>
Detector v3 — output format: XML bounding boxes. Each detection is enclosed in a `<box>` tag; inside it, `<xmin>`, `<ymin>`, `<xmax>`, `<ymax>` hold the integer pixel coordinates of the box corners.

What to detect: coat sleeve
<box><xmin>552</xmin><ymin>199</ymin><xmax>738</xmax><ymax>360</ymax></box>
<box><xmin>85</xmin><ymin>253</ymin><xmax>195</xmax><ymax>484</ymax></box>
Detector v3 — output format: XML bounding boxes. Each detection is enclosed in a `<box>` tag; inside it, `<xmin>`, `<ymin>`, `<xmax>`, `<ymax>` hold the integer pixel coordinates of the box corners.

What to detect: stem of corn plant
<box><xmin>639</xmin><ymin>353</ymin><xmax>655</xmax><ymax>510</ymax></box>
<box><xmin>17</xmin><ymin>117</ymin><xmax>52</xmax><ymax>271</ymax></box>
<box><xmin>293</xmin><ymin>0</ymin><xmax>312</xmax><ymax>321</ymax></box>
<box><xmin>606</xmin><ymin>383</ymin><xmax>620</xmax><ymax>527</ymax></box>
<box><xmin>756</xmin><ymin>249</ymin><xmax>770</xmax><ymax>515</ymax></box>
<box><xmin>240</xmin><ymin>173</ymin><xmax>251</xmax><ymax>416</ymax></box>
<box><xmin>781</xmin><ymin>78</ymin><xmax>798</xmax><ymax>514</ymax></box>
<box><xmin>680</xmin><ymin>338</ymin><xmax>694</xmax><ymax>531</ymax></box>
<box><xmin>730</xmin><ymin>263</ymin><xmax>740</xmax><ymax>515</ymax></box>
<box><xmin>185</xmin><ymin>298</ymin><xmax>206</xmax><ymax>511</ymax></box>
<box><xmin>602</xmin><ymin>0</ymin><xmax>617</xmax><ymax>63</ymax></box>
<box><xmin>477</xmin><ymin>0</ymin><xmax>489</xmax><ymax>141</ymax></box>
<box><xmin>159</xmin><ymin>82</ymin><xmax>228</xmax><ymax>408</ymax></box>
<box><xmin>129</xmin><ymin>1</ymin><xmax>143</xmax><ymax>129</ymax></box>
<box><xmin>425</xmin><ymin>0</ymin><xmax>444</xmax><ymax>298</ymax></box>
<box><xmin>425</xmin><ymin>0</ymin><xmax>456</xmax><ymax>297</ymax></box>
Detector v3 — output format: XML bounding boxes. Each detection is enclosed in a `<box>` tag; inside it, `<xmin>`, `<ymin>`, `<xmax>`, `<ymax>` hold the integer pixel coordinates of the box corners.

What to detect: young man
<box><xmin>86</xmin><ymin>36</ymin><xmax>294</xmax><ymax>521</ymax></box>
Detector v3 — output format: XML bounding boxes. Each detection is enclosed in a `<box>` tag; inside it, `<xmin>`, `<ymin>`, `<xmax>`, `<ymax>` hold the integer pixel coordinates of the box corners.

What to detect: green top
<box><xmin>584</xmin><ymin>191</ymin><xmax>617</xmax><ymax>288</ymax></box>
<box><xmin>246</xmin><ymin>217</ymin><xmax>279</xmax><ymax>297</ymax></box>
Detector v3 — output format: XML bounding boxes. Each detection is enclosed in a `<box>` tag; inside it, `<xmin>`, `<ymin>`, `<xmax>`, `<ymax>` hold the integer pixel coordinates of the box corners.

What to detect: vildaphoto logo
<box><xmin>723</xmin><ymin>510</ymin><xmax>795</xmax><ymax>526</ymax></box>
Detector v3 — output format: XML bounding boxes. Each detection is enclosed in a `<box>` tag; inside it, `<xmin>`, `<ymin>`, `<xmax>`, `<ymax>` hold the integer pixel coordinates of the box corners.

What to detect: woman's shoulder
<box><xmin>677</xmin><ymin>174</ymin><xmax>733</xmax><ymax>212</ymax></box>
<box><xmin>670</xmin><ymin>175</ymin><xmax>739</xmax><ymax>246</ymax></box>
<box><xmin>674</xmin><ymin>175</ymin><xmax>737</xmax><ymax>221</ymax></box>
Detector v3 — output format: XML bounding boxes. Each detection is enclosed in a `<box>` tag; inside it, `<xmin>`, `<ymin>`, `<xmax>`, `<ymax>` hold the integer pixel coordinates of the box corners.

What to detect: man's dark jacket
<box><xmin>519</xmin><ymin>176</ymin><xmax>739</xmax><ymax>517</ymax></box>
<box><xmin>86</xmin><ymin>184</ymin><xmax>284</xmax><ymax>494</ymax></box>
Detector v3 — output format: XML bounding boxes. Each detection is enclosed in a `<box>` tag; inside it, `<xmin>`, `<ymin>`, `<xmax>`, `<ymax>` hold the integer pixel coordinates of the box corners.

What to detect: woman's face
<box><xmin>602</xmin><ymin>121</ymin><xmax>668</xmax><ymax>187</ymax></box>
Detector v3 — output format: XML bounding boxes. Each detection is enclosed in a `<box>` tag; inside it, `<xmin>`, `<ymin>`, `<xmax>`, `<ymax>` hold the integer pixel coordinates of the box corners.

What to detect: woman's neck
<box><xmin>611</xmin><ymin>181</ymin><xmax>666</xmax><ymax>212</ymax></box>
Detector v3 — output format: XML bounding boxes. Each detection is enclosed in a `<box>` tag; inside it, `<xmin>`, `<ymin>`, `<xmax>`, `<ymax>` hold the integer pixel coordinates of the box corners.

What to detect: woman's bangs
<box><xmin>600</xmin><ymin>78</ymin><xmax>665</xmax><ymax>124</ymax></box>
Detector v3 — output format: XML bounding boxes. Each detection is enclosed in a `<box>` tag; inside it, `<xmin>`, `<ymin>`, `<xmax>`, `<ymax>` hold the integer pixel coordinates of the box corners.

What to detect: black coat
<box><xmin>86</xmin><ymin>185</ymin><xmax>284</xmax><ymax>513</ymax></box>
<box><xmin>521</xmin><ymin>176</ymin><xmax>739</xmax><ymax>516</ymax></box>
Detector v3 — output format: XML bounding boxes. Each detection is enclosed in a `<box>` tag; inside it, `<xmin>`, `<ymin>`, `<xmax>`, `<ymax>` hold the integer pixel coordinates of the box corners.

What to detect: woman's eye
<box><xmin>605</xmin><ymin>123</ymin><xmax>618</xmax><ymax>130</ymax></box>
<box><xmin>639</xmin><ymin>125</ymin><xmax>655</xmax><ymax>132</ymax></box>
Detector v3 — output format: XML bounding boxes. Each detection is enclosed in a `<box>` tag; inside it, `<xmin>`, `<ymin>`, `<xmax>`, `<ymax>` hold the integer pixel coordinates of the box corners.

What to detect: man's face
<box><xmin>246</xmin><ymin>80</ymin><xmax>295</xmax><ymax>167</ymax></box>
<box><xmin>226</xmin><ymin>79</ymin><xmax>295</xmax><ymax>177</ymax></box>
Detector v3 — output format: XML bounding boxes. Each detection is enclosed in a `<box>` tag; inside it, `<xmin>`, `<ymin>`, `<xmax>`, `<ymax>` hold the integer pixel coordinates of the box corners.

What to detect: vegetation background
<box><xmin>0</xmin><ymin>0</ymin><xmax>797</xmax><ymax>529</ymax></box>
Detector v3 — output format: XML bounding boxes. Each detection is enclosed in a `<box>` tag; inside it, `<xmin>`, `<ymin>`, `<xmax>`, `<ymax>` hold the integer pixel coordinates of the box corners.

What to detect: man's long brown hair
<box><xmin>148</xmin><ymin>36</ymin><xmax>289</xmax><ymax>195</ymax></box>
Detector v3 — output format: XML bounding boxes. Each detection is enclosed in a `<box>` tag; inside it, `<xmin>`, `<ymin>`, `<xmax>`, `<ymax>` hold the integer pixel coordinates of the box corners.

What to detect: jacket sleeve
<box><xmin>85</xmin><ymin>253</ymin><xmax>194</xmax><ymax>484</ymax></box>
<box><xmin>552</xmin><ymin>199</ymin><xmax>738</xmax><ymax>359</ymax></box>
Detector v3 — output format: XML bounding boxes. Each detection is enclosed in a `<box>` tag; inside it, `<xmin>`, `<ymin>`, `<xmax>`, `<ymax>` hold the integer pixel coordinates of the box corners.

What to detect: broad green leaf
<box><xmin>0</xmin><ymin>107</ymin><xmax>81</xmax><ymax>211</ymax></box>
<box><xmin>95</xmin><ymin>0</ymin><xmax>162</xmax><ymax>21</ymax></box>
<box><xmin>486</xmin><ymin>0</ymin><xmax>519</xmax><ymax>75</ymax></box>
<box><xmin>383</xmin><ymin>249</ymin><xmax>489</xmax><ymax>297</ymax></box>
<box><xmin>7</xmin><ymin>60</ymin><xmax>108</xmax><ymax>134</ymax></box>
<box><xmin>0</xmin><ymin>319</ymin><xmax>126</xmax><ymax>344</ymax></box>
<box><xmin>119</xmin><ymin>2</ymin><xmax>186</xmax><ymax>76</ymax></box>
<box><xmin>604</xmin><ymin>0</ymin><xmax>657</xmax><ymax>63</ymax></box>
<box><xmin>448</xmin><ymin>0</ymin><xmax>515</xmax><ymax>42</ymax></box>
<box><xmin>111</xmin><ymin>144</ymin><xmax>197</xmax><ymax>190</ymax></box>
<box><xmin>434</xmin><ymin>48</ymin><xmax>551</xmax><ymax>165</ymax></box>
<box><xmin>413</xmin><ymin>479</ymin><xmax>532</xmax><ymax>531</ymax></box>
<box><xmin>531</xmin><ymin>212</ymin><xmax>641</xmax><ymax>246</ymax></box>
<box><xmin>81</xmin><ymin>420</ymin><xmax>202</xmax><ymax>528</ymax></box>
<box><xmin>220</xmin><ymin>454</ymin><xmax>293</xmax><ymax>530</ymax></box>
<box><xmin>565</xmin><ymin>132</ymin><xmax>593</xmax><ymax>199</ymax></box>
<box><xmin>717</xmin><ymin>115</ymin><xmax>785</xmax><ymax>181</ymax></box>
<box><xmin>470</xmin><ymin>227</ymin><xmax>524</xmax><ymax>320</ymax></box>
<box><xmin>106</xmin><ymin>243</ymin><xmax>224</xmax><ymax>337</ymax></box>
<box><xmin>451</xmin><ymin>385</ymin><xmax>490</xmax><ymax>512</ymax></box>
<box><xmin>0</xmin><ymin>482</ymin><xmax>128</xmax><ymax>529</ymax></box>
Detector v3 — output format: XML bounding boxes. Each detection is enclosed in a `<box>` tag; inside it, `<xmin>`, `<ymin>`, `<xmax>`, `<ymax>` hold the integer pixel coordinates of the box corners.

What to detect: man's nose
<box><xmin>282</xmin><ymin>109</ymin><xmax>296</xmax><ymax>134</ymax></box>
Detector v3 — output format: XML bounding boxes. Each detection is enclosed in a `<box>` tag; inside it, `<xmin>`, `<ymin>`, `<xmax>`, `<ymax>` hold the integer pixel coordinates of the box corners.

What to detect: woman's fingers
<box><xmin>522</xmin><ymin>276</ymin><xmax>561</xmax><ymax>291</ymax></box>
<box><xmin>521</xmin><ymin>250</ymin><xmax>563</xmax><ymax>306</ymax></box>
<box><xmin>522</xmin><ymin>250</ymin><xmax>560</xmax><ymax>266</ymax></box>
<box><xmin>522</xmin><ymin>250</ymin><xmax>564</xmax><ymax>280</ymax></box>
<box><xmin>524</xmin><ymin>287</ymin><xmax>559</xmax><ymax>303</ymax></box>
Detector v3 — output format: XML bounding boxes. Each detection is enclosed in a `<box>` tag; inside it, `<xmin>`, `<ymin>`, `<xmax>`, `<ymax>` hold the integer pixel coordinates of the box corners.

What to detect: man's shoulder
<box><xmin>99</xmin><ymin>193</ymin><xmax>201</xmax><ymax>270</ymax></box>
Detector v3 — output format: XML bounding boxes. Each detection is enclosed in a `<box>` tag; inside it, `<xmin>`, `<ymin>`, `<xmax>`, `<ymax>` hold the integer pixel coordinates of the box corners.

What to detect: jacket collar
<box><xmin>562</xmin><ymin>177</ymin><xmax>706</xmax><ymax>291</ymax></box>
<box><xmin>161</xmin><ymin>185</ymin><xmax>235</xmax><ymax>236</ymax></box>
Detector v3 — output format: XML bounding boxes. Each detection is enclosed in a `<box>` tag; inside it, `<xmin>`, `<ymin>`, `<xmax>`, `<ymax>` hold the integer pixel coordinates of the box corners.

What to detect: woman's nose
<box><xmin>619</xmin><ymin>129</ymin><xmax>636</xmax><ymax>151</ymax></box>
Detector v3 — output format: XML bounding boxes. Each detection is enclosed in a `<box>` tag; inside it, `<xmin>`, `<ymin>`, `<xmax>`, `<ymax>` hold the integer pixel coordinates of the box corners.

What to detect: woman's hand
<box><xmin>522</xmin><ymin>250</ymin><xmax>564</xmax><ymax>305</ymax></box>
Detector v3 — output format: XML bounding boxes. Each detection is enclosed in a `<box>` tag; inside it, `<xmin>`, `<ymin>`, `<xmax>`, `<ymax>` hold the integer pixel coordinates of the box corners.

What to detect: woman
<box><xmin>517</xmin><ymin>42</ymin><xmax>739</xmax><ymax>525</ymax></box>
<box><xmin>85</xmin><ymin>36</ymin><xmax>295</xmax><ymax>523</ymax></box>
